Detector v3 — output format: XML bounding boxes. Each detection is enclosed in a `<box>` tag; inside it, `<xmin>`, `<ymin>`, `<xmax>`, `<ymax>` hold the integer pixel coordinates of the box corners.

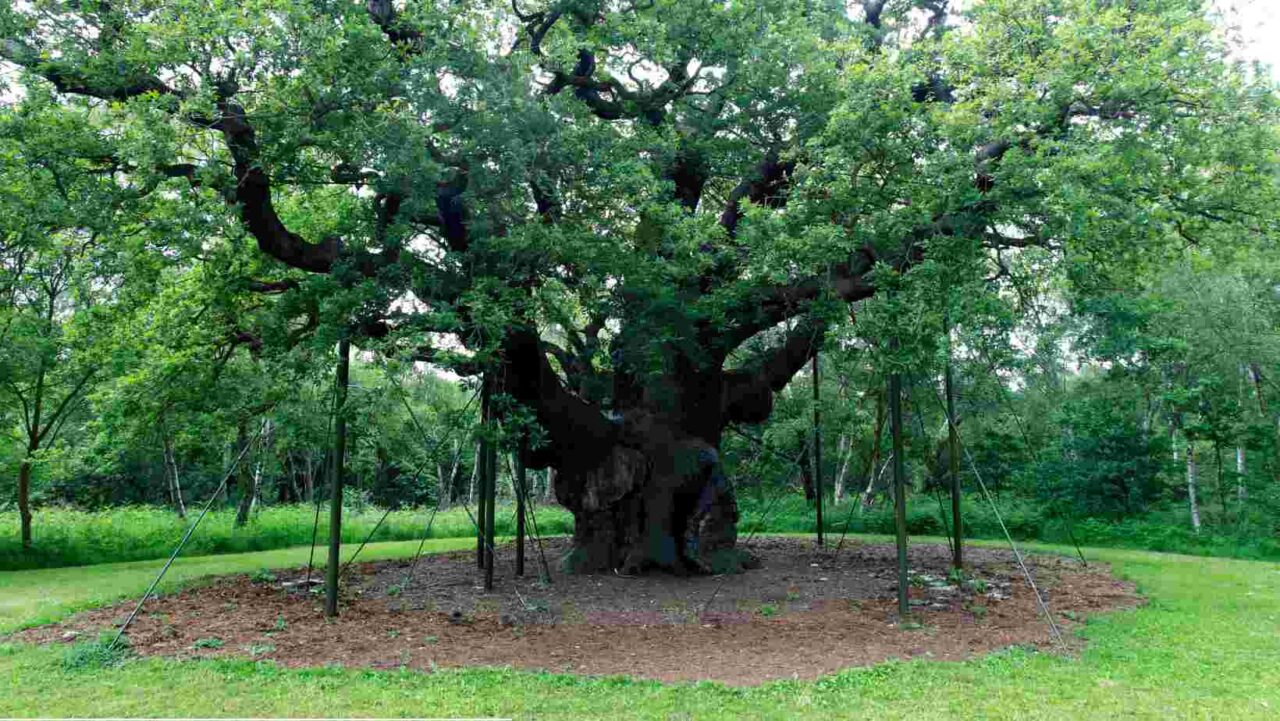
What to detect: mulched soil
<box><xmin>12</xmin><ymin>537</ymin><xmax>1141</xmax><ymax>685</ymax></box>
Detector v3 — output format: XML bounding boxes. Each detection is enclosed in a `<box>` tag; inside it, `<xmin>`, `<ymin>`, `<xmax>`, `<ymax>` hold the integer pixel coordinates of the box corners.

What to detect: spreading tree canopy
<box><xmin>2</xmin><ymin>0</ymin><xmax>1274</xmax><ymax>572</ymax></box>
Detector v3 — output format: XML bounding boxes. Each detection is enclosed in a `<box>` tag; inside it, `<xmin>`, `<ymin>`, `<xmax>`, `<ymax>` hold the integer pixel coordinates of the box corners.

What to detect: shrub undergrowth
<box><xmin>0</xmin><ymin>504</ymin><xmax>573</xmax><ymax>571</ymax></box>
<box><xmin>2</xmin><ymin>494</ymin><xmax>1274</xmax><ymax>571</ymax></box>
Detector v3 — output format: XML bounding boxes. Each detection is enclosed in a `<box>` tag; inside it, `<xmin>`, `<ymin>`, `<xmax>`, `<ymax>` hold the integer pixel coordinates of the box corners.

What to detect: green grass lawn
<box><xmin>1</xmin><ymin>536</ymin><xmax>1277</xmax><ymax>719</ymax></box>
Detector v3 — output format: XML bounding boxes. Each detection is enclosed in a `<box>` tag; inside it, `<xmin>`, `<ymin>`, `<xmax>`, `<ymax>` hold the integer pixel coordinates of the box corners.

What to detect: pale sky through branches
<box><xmin>1219</xmin><ymin>0</ymin><xmax>1280</xmax><ymax>70</ymax></box>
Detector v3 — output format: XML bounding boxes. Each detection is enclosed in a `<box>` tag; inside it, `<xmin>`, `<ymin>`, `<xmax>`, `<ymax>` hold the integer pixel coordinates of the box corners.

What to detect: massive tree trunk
<box><xmin>494</xmin><ymin>307</ymin><xmax>826</xmax><ymax>575</ymax></box>
<box><xmin>554</xmin><ymin>429</ymin><xmax>742</xmax><ymax>575</ymax></box>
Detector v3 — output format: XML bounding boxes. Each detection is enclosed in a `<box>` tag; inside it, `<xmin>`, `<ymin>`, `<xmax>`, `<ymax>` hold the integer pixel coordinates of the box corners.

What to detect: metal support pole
<box><xmin>889</xmin><ymin>369</ymin><xmax>908</xmax><ymax>618</ymax></box>
<box><xmin>476</xmin><ymin>375</ymin><xmax>489</xmax><ymax>569</ymax></box>
<box><xmin>515</xmin><ymin>437</ymin><xmax>527</xmax><ymax>576</ymax></box>
<box><xmin>812</xmin><ymin>352</ymin><xmax>824</xmax><ymax>547</ymax></box>
<box><xmin>326</xmin><ymin>336</ymin><xmax>350</xmax><ymax>618</ymax></box>
<box><xmin>944</xmin><ymin>309</ymin><xmax>963</xmax><ymax>570</ymax></box>
<box><xmin>483</xmin><ymin>399</ymin><xmax>497</xmax><ymax>591</ymax></box>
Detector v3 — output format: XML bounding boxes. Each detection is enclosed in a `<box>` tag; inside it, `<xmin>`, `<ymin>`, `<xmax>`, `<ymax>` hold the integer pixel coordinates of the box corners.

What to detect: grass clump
<box><xmin>60</xmin><ymin>633</ymin><xmax>131</xmax><ymax>671</ymax></box>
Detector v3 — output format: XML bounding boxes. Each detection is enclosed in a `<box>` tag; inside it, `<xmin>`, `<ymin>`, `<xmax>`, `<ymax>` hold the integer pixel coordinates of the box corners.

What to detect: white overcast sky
<box><xmin>1219</xmin><ymin>0</ymin><xmax>1280</xmax><ymax>71</ymax></box>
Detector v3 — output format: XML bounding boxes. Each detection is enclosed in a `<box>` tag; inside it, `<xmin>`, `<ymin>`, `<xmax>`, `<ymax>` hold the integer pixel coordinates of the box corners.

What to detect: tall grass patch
<box><xmin>0</xmin><ymin>504</ymin><xmax>573</xmax><ymax>570</ymax></box>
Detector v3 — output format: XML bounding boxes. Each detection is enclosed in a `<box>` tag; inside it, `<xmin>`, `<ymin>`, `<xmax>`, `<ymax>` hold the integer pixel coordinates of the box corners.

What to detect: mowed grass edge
<box><xmin>1</xmin><ymin>536</ymin><xmax>1278</xmax><ymax>719</ymax></box>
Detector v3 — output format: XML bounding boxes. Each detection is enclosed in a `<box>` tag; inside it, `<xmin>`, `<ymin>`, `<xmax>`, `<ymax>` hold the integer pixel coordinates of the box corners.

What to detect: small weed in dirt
<box><xmin>62</xmin><ymin>633</ymin><xmax>131</xmax><ymax>670</ymax></box>
<box><xmin>245</xmin><ymin>643</ymin><xmax>276</xmax><ymax>657</ymax></box>
<box><xmin>272</xmin><ymin>615</ymin><xmax>287</xmax><ymax>632</ymax></box>
<box><xmin>967</xmin><ymin>603</ymin><xmax>989</xmax><ymax>619</ymax></box>
<box><xmin>966</xmin><ymin>578</ymin><xmax>989</xmax><ymax>594</ymax></box>
<box><xmin>387</xmin><ymin>584</ymin><xmax>403</xmax><ymax>597</ymax></box>
<box><xmin>561</xmin><ymin>603</ymin><xmax>585</xmax><ymax>624</ymax></box>
<box><xmin>422</xmin><ymin>635</ymin><xmax>439</xmax><ymax>645</ymax></box>
<box><xmin>758</xmin><ymin>603</ymin><xmax>780</xmax><ymax>618</ymax></box>
<box><xmin>522</xmin><ymin>598</ymin><xmax>549</xmax><ymax>613</ymax></box>
<box><xmin>192</xmin><ymin>637</ymin><xmax>224</xmax><ymax>649</ymax></box>
<box><xmin>250</xmin><ymin>569</ymin><xmax>277</xmax><ymax>584</ymax></box>
<box><xmin>386</xmin><ymin>629</ymin><xmax>401</xmax><ymax>639</ymax></box>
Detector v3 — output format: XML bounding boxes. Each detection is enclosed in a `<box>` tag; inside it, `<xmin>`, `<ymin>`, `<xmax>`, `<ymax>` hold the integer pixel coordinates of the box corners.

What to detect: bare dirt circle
<box><xmin>17</xmin><ymin>537</ymin><xmax>1140</xmax><ymax>685</ymax></box>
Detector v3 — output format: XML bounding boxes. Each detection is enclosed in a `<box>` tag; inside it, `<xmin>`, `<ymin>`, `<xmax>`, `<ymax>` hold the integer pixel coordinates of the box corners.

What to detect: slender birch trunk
<box><xmin>437</xmin><ymin>438</ymin><xmax>461</xmax><ymax>509</ymax></box>
<box><xmin>1236</xmin><ymin>446</ymin><xmax>1247</xmax><ymax>502</ymax></box>
<box><xmin>860</xmin><ymin>392</ymin><xmax>886</xmax><ymax>510</ymax></box>
<box><xmin>161</xmin><ymin>423</ymin><xmax>186</xmax><ymax>517</ymax></box>
<box><xmin>1214</xmin><ymin>442</ymin><xmax>1228</xmax><ymax>517</ymax></box>
<box><xmin>1236</xmin><ymin>363</ymin><xmax>1249</xmax><ymax>502</ymax></box>
<box><xmin>303</xmin><ymin>453</ymin><xmax>315</xmax><ymax>503</ymax></box>
<box><xmin>468</xmin><ymin>440</ymin><xmax>481</xmax><ymax>505</ymax></box>
<box><xmin>234</xmin><ymin>419</ymin><xmax>270</xmax><ymax>527</ymax></box>
<box><xmin>833</xmin><ymin>433</ymin><xmax>852</xmax><ymax>504</ymax></box>
<box><xmin>1186</xmin><ymin>441</ymin><xmax>1201</xmax><ymax>533</ymax></box>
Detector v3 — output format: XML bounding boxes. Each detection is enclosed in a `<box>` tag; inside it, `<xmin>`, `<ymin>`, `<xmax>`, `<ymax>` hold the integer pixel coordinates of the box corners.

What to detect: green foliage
<box><xmin>1033</xmin><ymin>389</ymin><xmax>1170</xmax><ymax>519</ymax></box>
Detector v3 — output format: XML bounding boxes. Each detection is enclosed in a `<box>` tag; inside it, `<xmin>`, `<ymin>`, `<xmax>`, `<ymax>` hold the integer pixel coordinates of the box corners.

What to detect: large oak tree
<box><xmin>2</xmin><ymin>0</ymin><xmax>1273</xmax><ymax>572</ymax></box>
